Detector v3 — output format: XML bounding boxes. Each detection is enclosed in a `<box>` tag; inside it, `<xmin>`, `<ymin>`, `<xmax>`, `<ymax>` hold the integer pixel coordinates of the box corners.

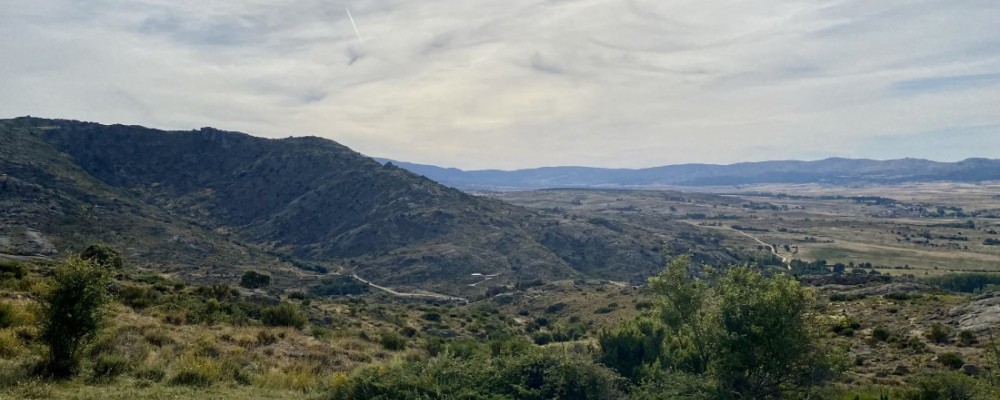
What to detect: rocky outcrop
<box><xmin>948</xmin><ymin>291</ymin><xmax>1000</xmax><ymax>333</ymax></box>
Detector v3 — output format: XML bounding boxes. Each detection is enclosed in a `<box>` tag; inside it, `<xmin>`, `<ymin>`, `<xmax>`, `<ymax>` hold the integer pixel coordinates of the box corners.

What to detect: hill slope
<box><xmin>377</xmin><ymin>157</ymin><xmax>1000</xmax><ymax>189</ymax></box>
<box><xmin>2</xmin><ymin>117</ymin><xmax>726</xmax><ymax>293</ymax></box>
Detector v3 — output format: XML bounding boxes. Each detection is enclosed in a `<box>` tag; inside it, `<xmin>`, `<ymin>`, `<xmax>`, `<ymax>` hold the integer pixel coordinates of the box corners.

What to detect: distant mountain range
<box><xmin>2</xmin><ymin>117</ymin><xmax>739</xmax><ymax>294</ymax></box>
<box><xmin>376</xmin><ymin>157</ymin><xmax>1000</xmax><ymax>189</ymax></box>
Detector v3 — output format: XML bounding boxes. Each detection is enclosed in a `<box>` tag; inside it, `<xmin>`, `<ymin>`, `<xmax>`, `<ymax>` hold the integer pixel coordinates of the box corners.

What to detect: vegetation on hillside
<box><xmin>5</xmin><ymin>246</ymin><xmax>999</xmax><ymax>399</ymax></box>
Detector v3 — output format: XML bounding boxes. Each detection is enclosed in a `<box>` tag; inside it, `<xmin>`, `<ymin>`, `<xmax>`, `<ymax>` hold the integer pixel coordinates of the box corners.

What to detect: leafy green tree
<box><xmin>239</xmin><ymin>270</ymin><xmax>271</xmax><ymax>289</ymax></box>
<box><xmin>709</xmin><ymin>267</ymin><xmax>835</xmax><ymax>399</ymax></box>
<box><xmin>40</xmin><ymin>257</ymin><xmax>113</xmax><ymax>377</ymax></box>
<box><xmin>601</xmin><ymin>257</ymin><xmax>840</xmax><ymax>398</ymax></box>
<box><xmin>648</xmin><ymin>255</ymin><xmax>712</xmax><ymax>373</ymax></box>
<box><xmin>80</xmin><ymin>244</ymin><xmax>124</xmax><ymax>270</ymax></box>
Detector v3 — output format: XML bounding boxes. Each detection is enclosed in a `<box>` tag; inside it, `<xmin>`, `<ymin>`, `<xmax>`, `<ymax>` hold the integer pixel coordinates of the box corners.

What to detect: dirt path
<box><xmin>730</xmin><ymin>229</ymin><xmax>791</xmax><ymax>269</ymax></box>
<box><xmin>468</xmin><ymin>273</ymin><xmax>501</xmax><ymax>288</ymax></box>
<box><xmin>0</xmin><ymin>252</ymin><xmax>52</xmax><ymax>263</ymax></box>
<box><xmin>350</xmin><ymin>274</ymin><xmax>468</xmax><ymax>303</ymax></box>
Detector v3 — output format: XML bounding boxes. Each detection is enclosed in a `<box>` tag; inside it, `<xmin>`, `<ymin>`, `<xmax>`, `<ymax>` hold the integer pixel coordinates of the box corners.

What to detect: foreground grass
<box><xmin>1</xmin><ymin>379</ymin><xmax>315</xmax><ymax>400</ymax></box>
<box><xmin>5</xmin><ymin>256</ymin><xmax>1000</xmax><ymax>399</ymax></box>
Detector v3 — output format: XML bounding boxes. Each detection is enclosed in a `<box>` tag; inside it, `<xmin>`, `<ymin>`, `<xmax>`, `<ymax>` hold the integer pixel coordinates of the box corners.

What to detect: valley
<box><xmin>491</xmin><ymin>184</ymin><xmax>1000</xmax><ymax>277</ymax></box>
<box><xmin>3</xmin><ymin>118</ymin><xmax>1000</xmax><ymax>399</ymax></box>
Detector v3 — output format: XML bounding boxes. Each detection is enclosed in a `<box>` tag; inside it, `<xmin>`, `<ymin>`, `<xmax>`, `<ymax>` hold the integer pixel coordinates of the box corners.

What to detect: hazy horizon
<box><xmin>3</xmin><ymin>1</ymin><xmax>998</xmax><ymax>169</ymax></box>
<box><xmin>376</xmin><ymin>154</ymin><xmax>1000</xmax><ymax>171</ymax></box>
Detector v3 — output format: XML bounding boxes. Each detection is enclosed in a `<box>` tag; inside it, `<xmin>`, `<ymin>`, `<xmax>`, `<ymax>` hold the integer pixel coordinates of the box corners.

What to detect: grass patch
<box><xmin>169</xmin><ymin>356</ymin><xmax>223</xmax><ymax>387</ymax></box>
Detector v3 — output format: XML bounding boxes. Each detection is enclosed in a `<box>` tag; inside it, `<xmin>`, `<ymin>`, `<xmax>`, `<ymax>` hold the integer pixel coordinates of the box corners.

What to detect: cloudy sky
<box><xmin>2</xmin><ymin>1</ymin><xmax>999</xmax><ymax>169</ymax></box>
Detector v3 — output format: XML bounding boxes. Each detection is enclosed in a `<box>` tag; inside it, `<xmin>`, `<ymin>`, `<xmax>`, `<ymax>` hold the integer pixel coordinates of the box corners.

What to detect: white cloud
<box><xmin>2</xmin><ymin>0</ymin><xmax>998</xmax><ymax>169</ymax></box>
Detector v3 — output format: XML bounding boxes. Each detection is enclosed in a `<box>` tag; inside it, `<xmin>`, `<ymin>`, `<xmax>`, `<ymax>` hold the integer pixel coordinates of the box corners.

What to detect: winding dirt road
<box><xmin>730</xmin><ymin>228</ymin><xmax>791</xmax><ymax>269</ymax></box>
<box><xmin>350</xmin><ymin>274</ymin><xmax>468</xmax><ymax>303</ymax></box>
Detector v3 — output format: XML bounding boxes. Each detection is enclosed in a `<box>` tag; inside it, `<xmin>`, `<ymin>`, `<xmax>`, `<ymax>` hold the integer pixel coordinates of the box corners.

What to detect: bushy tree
<box><xmin>40</xmin><ymin>257</ymin><xmax>113</xmax><ymax>377</ymax></box>
<box><xmin>710</xmin><ymin>267</ymin><xmax>834</xmax><ymax>399</ymax></box>
<box><xmin>598</xmin><ymin>318</ymin><xmax>666</xmax><ymax>383</ymax></box>
<box><xmin>600</xmin><ymin>257</ymin><xmax>840</xmax><ymax>398</ymax></box>
<box><xmin>239</xmin><ymin>270</ymin><xmax>271</xmax><ymax>289</ymax></box>
<box><xmin>80</xmin><ymin>244</ymin><xmax>124</xmax><ymax>270</ymax></box>
<box><xmin>648</xmin><ymin>255</ymin><xmax>712</xmax><ymax>373</ymax></box>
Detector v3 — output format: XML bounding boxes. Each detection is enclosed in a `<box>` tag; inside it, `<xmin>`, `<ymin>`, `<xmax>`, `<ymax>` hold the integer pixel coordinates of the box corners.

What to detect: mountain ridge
<box><xmin>376</xmin><ymin>156</ymin><xmax>1000</xmax><ymax>190</ymax></box>
<box><xmin>2</xmin><ymin>117</ymin><xmax>738</xmax><ymax>294</ymax></box>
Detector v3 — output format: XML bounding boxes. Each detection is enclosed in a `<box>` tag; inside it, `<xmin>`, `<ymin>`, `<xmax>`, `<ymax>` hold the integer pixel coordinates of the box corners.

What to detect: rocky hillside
<box><xmin>1</xmin><ymin>117</ymin><xmax>730</xmax><ymax>294</ymax></box>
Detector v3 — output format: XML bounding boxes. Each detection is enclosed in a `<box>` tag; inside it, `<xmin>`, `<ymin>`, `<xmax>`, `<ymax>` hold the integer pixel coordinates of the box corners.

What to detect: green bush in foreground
<box><xmin>600</xmin><ymin>256</ymin><xmax>842</xmax><ymax>399</ymax></box>
<box><xmin>261</xmin><ymin>302</ymin><xmax>307</xmax><ymax>329</ymax></box>
<box><xmin>328</xmin><ymin>347</ymin><xmax>624</xmax><ymax>400</ymax></box>
<box><xmin>39</xmin><ymin>257</ymin><xmax>112</xmax><ymax>377</ymax></box>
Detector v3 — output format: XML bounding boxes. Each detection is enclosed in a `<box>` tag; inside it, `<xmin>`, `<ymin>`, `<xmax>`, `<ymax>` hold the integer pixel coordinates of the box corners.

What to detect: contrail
<box><xmin>345</xmin><ymin>8</ymin><xmax>364</xmax><ymax>43</ymax></box>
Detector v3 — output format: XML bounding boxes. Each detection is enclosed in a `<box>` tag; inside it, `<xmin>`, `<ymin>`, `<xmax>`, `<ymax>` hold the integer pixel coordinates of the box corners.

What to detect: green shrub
<box><xmin>832</xmin><ymin>318</ymin><xmax>862</xmax><ymax>337</ymax></box>
<box><xmin>118</xmin><ymin>285</ymin><xmax>161</xmax><ymax>310</ymax></box>
<box><xmin>169</xmin><ymin>370</ymin><xmax>215</xmax><ymax>387</ymax></box>
<box><xmin>40</xmin><ymin>257</ymin><xmax>112</xmax><ymax>377</ymax></box>
<box><xmin>937</xmin><ymin>352</ymin><xmax>965</xmax><ymax>369</ymax></box>
<box><xmin>400</xmin><ymin>326</ymin><xmax>417</xmax><ymax>337</ymax></box>
<box><xmin>629</xmin><ymin>369</ymin><xmax>719</xmax><ymax>400</ymax></box>
<box><xmin>134</xmin><ymin>366</ymin><xmax>166</xmax><ymax>382</ymax></box>
<box><xmin>903</xmin><ymin>372</ymin><xmax>979</xmax><ymax>400</ymax></box>
<box><xmin>884</xmin><ymin>292</ymin><xmax>912</xmax><ymax>301</ymax></box>
<box><xmin>80</xmin><ymin>244</ymin><xmax>124</xmax><ymax>270</ymax></box>
<box><xmin>958</xmin><ymin>330</ymin><xmax>977</xmax><ymax>346</ymax></box>
<box><xmin>168</xmin><ymin>357</ymin><xmax>221</xmax><ymax>387</ymax></box>
<box><xmin>260</xmin><ymin>302</ymin><xmax>306</xmax><ymax>329</ymax></box>
<box><xmin>422</xmin><ymin>312</ymin><xmax>442</xmax><ymax>322</ymax></box>
<box><xmin>489</xmin><ymin>349</ymin><xmax>625</xmax><ymax>399</ymax></box>
<box><xmin>379</xmin><ymin>331</ymin><xmax>407</xmax><ymax>351</ymax></box>
<box><xmin>634</xmin><ymin>300</ymin><xmax>654</xmax><ymax>310</ymax></box>
<box><xmin>311</xmin><ymin>326</ymin><xmax>332</xmax><ymax>339</ymax></box>
<box><xmin>92</xmin><ymin>354</ymin><xmax>131</xmax><ymax>380</ymax></box>
<box><xmin>328</xmin><ymin>348</ymin><xmax>623</xmax><ymax>400</ymax></box>
<box><xmin>545</xmin><ymin>302</ymin><xmax>568</xmax><ymax>314</ymax></box>
<box><xmin>309</xmin><ymin>276</ymin><xmax>369</xmax><ymax>296</ymax></box>
<box><xmin>0</xmin><ymin>262</ymin><xmax>27</xmax><ymax>280</ymax></box>
<box><xmin>0</xmin><ymin>303</ymin><xmax>27</xmax><ymax>328</ymax></box>
<box><xmin>926</xmin><ymin>323</ymin><xmax>952</xmax><ymax>344</ymax></box>
<box><xmin>0</xmin><ymin>329</ymin><xmax>24</xmax><ymax>358</ymax></box>
<box><xmin>239</xmin><ymin>271</ymin><xmax>271</xmax><ymax>289</ymax></box>
<box><xmin>898</xmin><ymin>336</ymin><xmax>928</xmax><ymax>354</ymax></box>
<box><xmin>257</xmin><ymin>330</ymin><xmax>279</xmax><ymax>346</ymax></box>
<box><xmin>872</xmin><ymin>326</ymin><xmax>891</xmax><ymax>342</ymax></box>
<box><xmin>598</xmin><ymin>318</ymin><xmax>666</xmax><ymax>383</ymax></box>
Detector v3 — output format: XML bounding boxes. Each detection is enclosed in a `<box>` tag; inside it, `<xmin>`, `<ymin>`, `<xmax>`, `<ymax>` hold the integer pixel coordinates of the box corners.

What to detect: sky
<box><xmin>2</xmin><ymin>0</ymin><xmax>999</xmax><ymax>170</ymax></box>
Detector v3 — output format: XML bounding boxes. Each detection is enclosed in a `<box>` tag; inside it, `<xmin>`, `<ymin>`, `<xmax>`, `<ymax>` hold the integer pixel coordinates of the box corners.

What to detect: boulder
<box><xmin>961</xmin><ymin>364</ymin><xmax>980</xmax><ymax>376</ymax></box>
